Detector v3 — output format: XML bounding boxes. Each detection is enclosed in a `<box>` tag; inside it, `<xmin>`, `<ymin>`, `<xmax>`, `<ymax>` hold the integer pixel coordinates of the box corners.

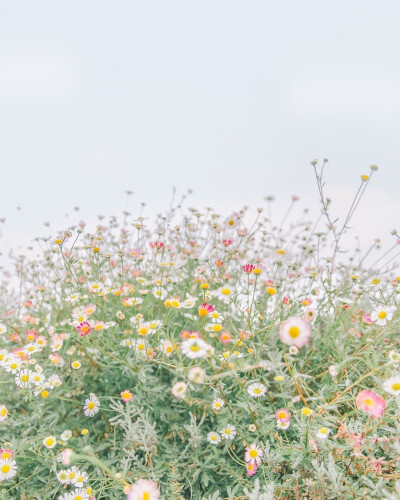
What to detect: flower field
<box><xmin>1</xmin><ymin>162</ymin><xmax>400</xmax><ymax>499</ymax></box>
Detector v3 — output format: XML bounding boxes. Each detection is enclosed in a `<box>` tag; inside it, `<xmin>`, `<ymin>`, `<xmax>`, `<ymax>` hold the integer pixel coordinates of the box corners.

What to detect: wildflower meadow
<box><xmin>1</xmin><ymin>161</ymin><xmax>400</xmax><ymax>499</ymax></box>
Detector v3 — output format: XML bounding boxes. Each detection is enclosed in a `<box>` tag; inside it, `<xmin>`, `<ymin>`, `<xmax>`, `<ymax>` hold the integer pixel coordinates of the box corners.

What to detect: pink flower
<box><xmin>180</xmin><ymin>330</ymin><xmax>201</xmax><ymax>339</ymax></box>
<box><xmin>77</xmin><ymin>321</ymin><xmax>91</xmax><ymax>337</ymax></box>
<box><xmin>246</xmin><ymin>462</ymin><xmax>258</xmax><ymax>476</ymax></box>
<box><xmin>61</xmin><ymin>448</ymin><xmax>73</xmax><ymax>465</ymax></box>
<box><xmin>275</xmin><ymin>408</ymin><xmax>291</xmax><ymax>423</ymax></box>
<box><xmin>219</xmin><ymin>332</ymin><xmax>232</xmax><ymax>344</ymax></box>
<box><xmin>356</xmin><ymin>390</ymin><xmax>386</xmax><ymax>418</ymax></box>
<box><xmin>243</xmin><ymin>264</ymin><xmax>256</xmax><ymax>274</ymax></box>
<box><xmin>121</xmin><ymin>390</ymin><xmax>134</xmax><ymax>403</ymax></box>
<box><xmin>127</xmin><ymin>479</ymin><xmax>160</xmax><ymax>499</ymax></box>
<box><xmin>362</xmin><ymin>313</ymin><xmax>374</xmax><ymax>325</ymax></box>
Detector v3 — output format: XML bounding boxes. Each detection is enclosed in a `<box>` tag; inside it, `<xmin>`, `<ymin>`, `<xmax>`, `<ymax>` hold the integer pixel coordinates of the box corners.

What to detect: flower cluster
<box><xmin>1</xmin><ymin>164</ymin><xmax>400</xmax><ymax>498</ymax></box>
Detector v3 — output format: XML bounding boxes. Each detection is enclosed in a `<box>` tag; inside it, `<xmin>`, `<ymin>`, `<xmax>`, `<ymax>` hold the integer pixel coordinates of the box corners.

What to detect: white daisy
<box><xmin>60</xmin><ymin>430</ymin><xmax>73</xmax><ymax>441</ymax></box>
<box><xmin>371</xmin><ymin>306</ymin><xmax>395</xmax><ymax>326</ymax></box>
<box><xmin>0</xmin><ymin>458</ymin><xmax>17</xmax><ymax>481</ymax></box>
<box><xmin>57</xmin><ymin>469</ymin><xmax>70</xmax><ymax>484</ymax></box>
<box><xmin>220</xmin><ymin>424</ymin><xmax>236</xmax><ymax>440</ymax></box>
<box><xmin>15</xmin><ymin>369</ymin><xmax>33</xmax><ymax>389</ymax></box>
<box><xmin>31</xmin><ymin>371</ymin><xmax>46</xmax><ymax>386</ymax></box>
<box><xmin>43</xmin><ymin>435</ymin><xmax>57</xmax><ymax>449</ymax></box>
<box><xmin>181</xmin><ymin>338</ymin><xmax>212</xmax><ymax>359</ymax></box>
<box><xmin>69</xmin><ymin>489</ymin><xmax>90</xmax><ymax>499</ymax></box>
<box><xmin>0</xmin><ymin>323</ymin><xmax>7</xmax><ymax>335</ymax></box>
<box><xmin>247</xmin><ymin>382</ymin><xmax>267</xmax><ymax>398</ymax></box>
<box><xmin>244</xmin><ymin>443</ymin><xmax>263</xmax><ymax>465</ymax></box>
<box><xmin>316</xmin><ymin>427</ymin><xmax>330</xmax><ymax>439</ymax></box>
<box><xmin>216</xmin><ymin>286</ymin><xmax>233</xmax><ymax>304</ymax></box>
<box><xmin>277</xmin><ymin>420</ymin><xmax>290</xmax><ymax>430</ymax></box>
<box><xmin>4</xmin><ymin>357</ymin><xmax>21</xmax><ymax>374</ymax></box>
<box><xmin>0</xmin><ymin>405</ymin><xmax>8</xmax><ymax>422</ymax></box>
<box><xmin>83</xmin><ymin>393</ymin><xmax>100</xmax><ymax>417</ymax></box>
<box><xmin>383</xmin><ymin>375</ymin><xmax>400</xmax><ymax>396</ymax></box>
<box><xmin>207</xmin><ymin>432</ymin><xmax>221</xmax><ymax>445</ymax></box>
<box><xmin>71</xmin><ymin>470</ymin><xmax>89</xmax><ymax>487</ymax></box>
<box><xmin>48</xmin><ymin>375</ymin><xmax>62</xmax><ymax>388</ymax></box>
<box><xmin>211</xmin><ymin>398</ymin><xmax>225</xmax><ymax>410</ymax></box>
<box><xmin>66</xmin><ymin>466</ymin><xmax>80</xmax><ymax>483</ymax></box>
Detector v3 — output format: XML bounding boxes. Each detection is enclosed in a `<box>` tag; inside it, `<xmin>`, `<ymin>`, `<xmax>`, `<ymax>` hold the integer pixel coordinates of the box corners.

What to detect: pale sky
<box><xmin>0</xmin><ymin>1</ymin><xmax>400</xmax><ymax>265</ymax></box>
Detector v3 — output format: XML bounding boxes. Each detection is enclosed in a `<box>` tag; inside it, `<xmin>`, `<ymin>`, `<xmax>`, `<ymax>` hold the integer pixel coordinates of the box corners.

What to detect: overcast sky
<box><xmin>0</xmin><ymin>0</ymin><xmax>399</xmax><ymax>265</ymax></box>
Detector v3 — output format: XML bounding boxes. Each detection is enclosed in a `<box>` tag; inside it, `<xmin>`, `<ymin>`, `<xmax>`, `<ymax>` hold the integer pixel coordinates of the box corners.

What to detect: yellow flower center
<box><xmin>288</xmin><ymin>326</ymin><xmax>300</xmax><ymax>338</ymax></box>
<box><xmin>278</xmin><ymin>412</ymin><xmax>286</xmax><ymax>419</ymax></box>
<box><xmin>392</xmin><ymin>383</ymin><xmax>400</xmax><ymax>391</ymax></box>
<box><xmin>249</xmin><ymin>449</ymin><xmax>258</xmax><ymax>458</ymax></box>
<box><xmin>21</xmin><ymin>374</ymin><xmax>29</xmax><ymax>382</ymax></box>
<box><xmin>253</xmin><ymin>388</ymin><xmax>262</xmax><ymax>394</ymax></box>
<box><xmin>77</xmin><ymin>476</ymin><xmax>83</xmax><ymax>482</ymax></box>
<box><xmin>69</xmin><ymin>472</ymin><xmax>76</xmax><ymax>479</ymax></box>
<box><xmin>221</xmin><ymin>288</ymin><xmax>231</xmax><ymax>295</ymax></box>
<box><xmin>302</xmin><ymin>407</ymin><xmax>312</xmax><ymax>416</ymax></box>
<box><xmin>1</xmin><ymin>464</ymin><xmax>11</xmax><ymax>473</ymax></box>
<box><xmin>0</xmin><ymin>408</ymin><xmax>7</xmax><ymax>417</ymax></box>
<box><xmin>364</xmin><ymin>398</ymin><xmax>373</xmax><ymax>406</ymax></box>
<box><xmin>143</xmin><ymin>493</ymin><xmax>150</xmax><ymax>500</ymax></box>
<box><xmin>190</xmin><ymin>344</ymin><xmax>200</xmax><ymax>352</ymax></box>
<box><xmin>138</xmin><ymin>326</ymin><xmax>149</xmax><ymax>335</ymax></box>
<box><xmin>88</xmin><ymin>402</ymin><xmax>95</xmax><ymax>410</ymax></box>
<box><xmin>225</xmin><ymin>429</ymin><xmax>231</xmax><ymax>434</ymax></box>
<box><xmin>319</xmin><ymin>427</ymin><xmax>328</xmax><ymax>434</ymax></box>
<box><xmin>377</xmin><ymin>311</ymin><xmax>387</xmax><ymax>319</ymax></box>
<box><xmin>212</xmin><ymin>324</ymin><xmax>222</xmax><ymax>332</ymax></box>
<box><xmin>45</xmin><ymin>438</ymin><xmax>54</xmax><ymax>447</ymax></box>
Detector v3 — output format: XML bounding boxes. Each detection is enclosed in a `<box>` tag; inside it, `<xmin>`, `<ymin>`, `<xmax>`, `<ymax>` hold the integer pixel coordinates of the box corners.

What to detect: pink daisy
<box><xmin>246</xmin><ymin>462</ymin><xmax>258</xmax><ymax>476</ymax></box>
<box><xmin>356</xmin><ymin>390</ymin><xmax>386</xmax><ymax>418</ymax></box>
<box><xmin>275</xmin><ymin>408</ymin><xmax>291</xmax><ymax>423</ymax></box>
<box><xmin>77</xmin><ymin>321</ymin><xmax>91</xmax><ymax>337</ymax></box>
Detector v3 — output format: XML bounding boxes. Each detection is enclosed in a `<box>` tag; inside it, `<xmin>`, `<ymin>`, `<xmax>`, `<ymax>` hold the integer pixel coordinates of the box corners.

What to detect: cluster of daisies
<box><xmin>1</xmin><ymin>187</ymin><xmax>400</xmax><ymax>498</ymax></box>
